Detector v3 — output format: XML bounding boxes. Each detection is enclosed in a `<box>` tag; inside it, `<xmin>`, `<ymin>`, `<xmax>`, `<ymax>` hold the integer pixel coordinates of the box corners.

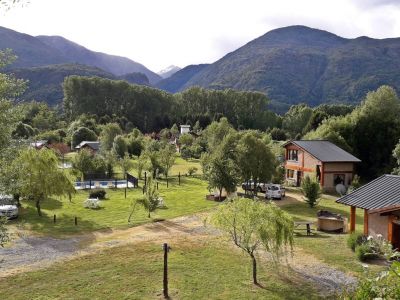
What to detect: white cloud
<box><xmin>0</xmin><ymin>0</ymin><xmax>399</xmax><ymax>71</ymax></box>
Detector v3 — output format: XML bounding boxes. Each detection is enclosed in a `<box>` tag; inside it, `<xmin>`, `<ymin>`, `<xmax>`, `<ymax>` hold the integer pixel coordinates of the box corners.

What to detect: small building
<box><xmin>75</xmin><ymin>141</ymin><xmax>100</xmax><ymax>154</ymax></box>
<box><xmin>180</xmin><ymin>125</ymin><xmax>190</xmax><ymax>135</ymax></box>
<box><xmin>283</xmin><ymin>140</ymin><xmax>361</xmax><ymax>192</ymax></box>
<box><xmin>336</xmin><ymin>174</ymin><xmax>400</xmax><ymax>249</ymax></box>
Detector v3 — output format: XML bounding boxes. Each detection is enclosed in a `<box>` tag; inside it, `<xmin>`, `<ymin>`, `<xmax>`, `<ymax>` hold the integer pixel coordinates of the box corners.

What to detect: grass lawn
<box><xmin>279</xmin><ymin>195</ymin><xmax>384</xmax><ymax>275</ymax></box>
<box><xmin>11</xmin><ymin>177</ymin><xmax>216</xmax><ymax>236</ymax></box>
<box><xmin>0</xmin><ymin>238</ymin><xmax>321</xmax><ymax>300</ymax></box>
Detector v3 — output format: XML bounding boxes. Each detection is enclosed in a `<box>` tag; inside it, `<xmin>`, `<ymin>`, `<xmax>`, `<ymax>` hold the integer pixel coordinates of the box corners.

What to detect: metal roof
<box><xmin>285</xmin><ymin>140</ymin><xmax>361</xmax><ymax>162</ymax></box>
<box><xmin>76</xmin><ymin>141</ymin><xmax>100</xmax><ymax>151</ymax></box>
<box><xmin>336</xmin><ymin>174</ymin><xmax>400</xmax><ymax>210</ymax></box>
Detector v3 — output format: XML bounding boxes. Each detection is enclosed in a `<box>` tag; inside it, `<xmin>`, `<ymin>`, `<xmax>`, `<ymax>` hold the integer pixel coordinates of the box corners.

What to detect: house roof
<box><xmin>76</xmin><ymin>141</ymin><xmax>100</xmax><ymax>151</ymax></box>
<box><xmin>336</xmin><ymin>174</ymin><xmax>400</xmax><ymax>210</ymax></box>
<box><xmin>30</xmin><ymin>140</ymin><xmax>48</xmax><ymax>148</ymax></box>
<box><xmin>284</xmin><ymin>140</ymin><xmax>361</xmax><ymax>162</ymax></box>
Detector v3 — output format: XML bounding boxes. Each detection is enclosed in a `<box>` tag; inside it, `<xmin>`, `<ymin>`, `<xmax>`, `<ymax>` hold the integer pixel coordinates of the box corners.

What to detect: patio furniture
<box><xmin>294</xmin><ymin>221</ymin><xmax>314</xmax><ymax>236</ymax></box>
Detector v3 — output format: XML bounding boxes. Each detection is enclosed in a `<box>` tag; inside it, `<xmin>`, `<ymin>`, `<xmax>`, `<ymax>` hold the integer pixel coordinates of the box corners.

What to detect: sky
<box><xmin>0</xmin><ymin>0</ymin><xmax>400</xmax><ymax>72</ymax></box>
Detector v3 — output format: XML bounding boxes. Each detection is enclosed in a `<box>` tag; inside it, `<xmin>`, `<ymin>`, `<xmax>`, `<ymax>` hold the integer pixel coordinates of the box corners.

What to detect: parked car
<box><xmin>265</xmin><ymin>184</ymin><xmax>286</xmax><ymax>200</ymax></box>
<box><xmin>0</xmin><ymin>194</ymin><xmax>18</xmax><ymax>219</ymax></box>
<box><xmin>241</xmin><ymin>181</ymin><xmax>269</xmax><ymax>193</ymax></box>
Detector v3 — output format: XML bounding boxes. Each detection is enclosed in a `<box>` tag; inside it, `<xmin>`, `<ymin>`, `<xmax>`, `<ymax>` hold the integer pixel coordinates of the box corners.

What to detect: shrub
<box><xmin>89</xmin><ymin>189</ymin><xmax>106</xmax><ymax>199</ymax></box>
<box><xmin>355</xmin><ymin>243</ymin><xmax>378</xmax><ymax>262</ymax></box>
<box><xmin>347</xmin><ymin>232</ymin><xmax>367</xmax><ymax>251</ymax></box>
<box><xmin>301</xmin><ymin>176</ymin><xmax>321</xmax><ymax>208</ymax></box>
<box><xmin>83</xmin><ymin>198</ymin><xmax>101</xmax><ymax>209</ymax></box>
<box><xmin>187</xmin><ymin>167</ymin><xmax>198</xmax><ymax>176</ymax></box>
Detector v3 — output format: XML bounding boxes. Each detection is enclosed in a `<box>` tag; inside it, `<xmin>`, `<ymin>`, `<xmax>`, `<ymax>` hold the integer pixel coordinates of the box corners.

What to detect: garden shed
<box><xmin>336</xmin><ymin>174</ymin><xmax>400</xmax><ymax>249</ymax></box>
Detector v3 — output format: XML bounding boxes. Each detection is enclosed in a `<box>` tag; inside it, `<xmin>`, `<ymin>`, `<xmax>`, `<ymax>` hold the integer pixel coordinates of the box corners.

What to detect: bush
<box><xmin>187</xmin><ymin>167</ymin><xmax>198</xmax><ymax>176</ymax></box>
<box><xmin>355</xmin><ymin>243</ymin><xmax>378</xmax><ymax>262</ymax></box>
<box><xmin>89</xmin><ymin>189</ymin><xmax>106</xmax><ymax>199</ymax></box>
<box><xmin>301</xmin><ymin>176</ymin><xmax>321</xmax><ymax>207</ymax></box>
<box><xmin>347</xmin><ymin>232</ymin><xmax>367</xmax><ymax>251</ymax></box>
<box><xmin>83</xmin><ymin>198</ymin><xmax>101</xmax><ymax>209</ymax></box>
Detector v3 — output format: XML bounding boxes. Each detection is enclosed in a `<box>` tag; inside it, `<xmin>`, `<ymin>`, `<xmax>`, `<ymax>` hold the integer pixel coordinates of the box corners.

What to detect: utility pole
<box><xmin>163</xmin><ymin>243</ymin><xmax>171</xmax><ymax>299</ymax></box>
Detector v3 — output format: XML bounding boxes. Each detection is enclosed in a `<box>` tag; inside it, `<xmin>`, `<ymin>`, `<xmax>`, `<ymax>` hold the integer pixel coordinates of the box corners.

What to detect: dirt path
<box><xmin>0</xmin><ymin>211</ymin><xmax>356</xmax><ymax>296</ymax></box>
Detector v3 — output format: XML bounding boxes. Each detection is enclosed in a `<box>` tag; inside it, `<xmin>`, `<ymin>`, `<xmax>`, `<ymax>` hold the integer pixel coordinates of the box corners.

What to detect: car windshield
<box><xmin>0</xmin><ymin>195</ymin><xmax>15</xmax><ymax>205</ymax></box>
<box><xmin>271</xmin><ymin>186</ymin><xmax>279</xmax><ymax>191</ymax></box>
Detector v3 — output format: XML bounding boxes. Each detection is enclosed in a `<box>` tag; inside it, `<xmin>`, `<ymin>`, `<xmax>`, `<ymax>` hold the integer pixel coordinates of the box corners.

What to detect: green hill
<box><xmin>180</xmin><ymin>26</ymin><xmax>400</xmax><ymax>105</ymax></box>
<box><xmin>155</xmin><ymin>64</ymin><xmax>209</xmax><ymax>93</ymax></box>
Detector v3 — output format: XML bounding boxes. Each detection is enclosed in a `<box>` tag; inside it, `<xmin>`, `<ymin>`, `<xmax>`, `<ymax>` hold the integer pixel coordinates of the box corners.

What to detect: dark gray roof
<box><xmin>76</xmin><ymin>141</ymin><xmax>100</xmax><ymax>151</ymax></box>
<box><xmin>336</xmin><ymin>174</ymin><xmax>400</xmax><ymax>210</ymax></box>
<box><xmin>286</xmin><ymin>140</ymin><xmax>361</xmax><ymax>162</ymax></box>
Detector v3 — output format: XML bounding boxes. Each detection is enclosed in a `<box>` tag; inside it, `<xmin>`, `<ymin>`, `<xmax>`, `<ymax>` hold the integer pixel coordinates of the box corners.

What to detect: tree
<box><xmin>282</xmin><ymin>104</ymin><xmax>313</xmax><ymax>138</ymax></box>
<box><xmin>13</xmin><ymin>148</ymin><xmax>75</xmax><ymax>216</ymax></box>
<box><xmin>178</xmin><ymin>133</ymin><xmax>194</xmax><ymax>147</ymax></box>
<box><xmin>211</xmin><ymin>198</ymin><xmax>294</xmax><ymax>285</ymax></box>
<box><xmin>137</xmin><ymin>176</ymin><xmax>159</xmax><ymax>218</ymax></box>
<box><xmin>301</xmin><ymin>176</ymin><xmax>321</xmax><ymax>208</ymax></box>
<box><xmin>307</xmin><ymin>86</ymin><xmax>400</xmax><ymax>180</ymax></box>
<box><xmin>193</xmin><ymin>120</ymin><xmax>202</xmax><ymax>133</ymax></box>
<box><xmin>112</xmin><ymin>135</ymin><xmax>128</xmax><ymax>158</ymax></box>
<box><xmin>170</xmin><ymin>123</ymin><xmax>179</xmax><ymax>137</ymax></box>
<box><xmin>71</xmin><ymin>127</ymin><xmax>97</xmax><ymax>148</ymax></box>
<box><xmin>159</xmin><ymin>144</ymin><xmax>176</xmax><ymax>187</ymax></box>
<box><xmin>202</xmin><ymin>133</ymin><xmax>239</xmax><ymax>199</ymax></box>
<box><xmin>72</xmin><ymin>149</ymin><xmax>94</xmax><ymax>181</ymax></box>
<box><xmin>136</xmin><ymin>153</ymin><xmax>148</xmax><ymax>180</ymax></box>
<box><xmin>203</xmin><ymin>117</ymin><xmax>235</xmax><ymax>152</ymax></box>
<box><xmin>237</xmin><ymin>132</ymin><xmax>277</xmax><ymax>195</ymax></box>
<box><xmin>118</xmin><ymin>152</ymin><xmax>134</xmax><ymax>176</ymax></box>
<box><xmin>99</xmin><ymin>123</ymin><xmax>122</xmax><ymax>152</ymax></box>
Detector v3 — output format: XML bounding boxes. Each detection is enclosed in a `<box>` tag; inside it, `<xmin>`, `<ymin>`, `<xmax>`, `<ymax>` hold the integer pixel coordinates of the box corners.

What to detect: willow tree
<box><xmin>211</xmin><ymin>198</ymin><xmax>294</xmax><ymax>285</ymax></box>
<box><xmin>13</xmin><ymin>148</ymin><xmax>75</xmax><ymax>216</ymax></box>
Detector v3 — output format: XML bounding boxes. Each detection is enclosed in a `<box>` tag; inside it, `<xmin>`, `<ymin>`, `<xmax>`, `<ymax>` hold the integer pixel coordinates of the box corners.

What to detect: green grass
<box><xmin>0</xmin><ymin>239</ymin><xmax>321</xmax><ymax>300</ymax></box>
<box><xmin>11</xmin><ymin>177</ymin><xmax>216</xmax><ymax>236</ymax></box>
<box><xmin>279</xmin><ymin>196</ymin><xmax>384</xmax><ymax>275</ymax></box>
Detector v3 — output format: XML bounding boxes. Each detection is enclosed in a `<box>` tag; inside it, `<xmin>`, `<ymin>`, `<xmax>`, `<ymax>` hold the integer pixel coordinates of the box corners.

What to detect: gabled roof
<box><xmin>284</xmin><ymin>140</ymin><xmax>361</xmax><ymax>162</ymax></box>
<box><xmin>336</xmin><ymin>174</ymin><xmax>400</xmax><ymax>210</ymax></box>
<box><xmin>76</xmin><ymin>141</ymin><xmax>100</xmax><ymax>151</ymax></box>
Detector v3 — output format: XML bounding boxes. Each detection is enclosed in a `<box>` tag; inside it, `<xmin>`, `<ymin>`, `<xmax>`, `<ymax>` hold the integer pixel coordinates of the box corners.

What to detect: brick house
<box><xmin>283</xmin><ymin>140</ymin><xmax>361</xmax><ymax>192</ymax></box>
<box><xmin>337</xmin><ymin>174</ymin><xmax>400</xmax><ymax>249</ymax></box>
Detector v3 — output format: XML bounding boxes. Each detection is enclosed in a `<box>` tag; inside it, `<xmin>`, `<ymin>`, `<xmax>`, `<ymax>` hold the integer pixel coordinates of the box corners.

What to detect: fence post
<box><xmin>74</xmin><ymin>216</ymin><xmax>78</xmax><ymax>226</ymax></box>
<box><xmin>53</xmin><ymin>214</ymin><xmax>56</xmax><ymax>224</ymax></box>
<box><xmin>125</xmin><ymin>188</ymin><xmax>127</xmax><ymax>199</ymax></box>
<box><xmin>163</xmin><ymin>243</ymin><xmax>171</xmax><ymax>299</ymax></box>
<box><xmin>144</xmin><ymin>172</ymin><xmax>147</xmax><ymax>187</ymax></box>
<box><xmin>89</xmin><ymin>180</ymin><xmax>92</xmax><ymax>190</ymax></box>
<box><xmin>178</xmin><ymin>172</ymin><xmax>181</xmax><ymax>186</ymax></box>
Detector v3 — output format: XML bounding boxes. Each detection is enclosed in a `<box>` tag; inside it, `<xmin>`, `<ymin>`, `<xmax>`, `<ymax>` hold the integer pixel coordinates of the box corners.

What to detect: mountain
<box><xmin>155</xmin><ymin>64</ymin><xmax>210</xmax><ymax>93</ymax></box>
<box><xmin>177</xmin><ymin>26</ymin><xmax>400</xmax><ymax>105</ymax></box>
<box><xmin>0</xmin><ymin>26</ymin><xmax>67</xmax><ymax>68</ymax></box>
<box><xmin>36</xmin><ymin>35</ymin><xmax>161</xmax><ymax>84</ymax></box>
<box><xmin>0</xmin><ymin>26</ymin><xmax>161</xmax><ymax>83</ymax></box>
<box><xmin>118</xmin><ymin>72</ymin><xmax>149</xmax><ymax>85</ymax></box>
<box><xmin>157</xmin><ymin>65</ymin><xmax>181</xmax><ymax>79</ymax></box>
<box><xmin>10</xmin><ymin>64</ymin><xmax>116</xmax><ymax>105</ymax></box>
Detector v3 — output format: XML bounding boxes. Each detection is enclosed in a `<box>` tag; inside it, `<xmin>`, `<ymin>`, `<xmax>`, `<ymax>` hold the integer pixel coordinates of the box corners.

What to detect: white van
<box><xmin>265</xmin><ymin>184</ymin><xmax>286</xmax><ymax>200</ymax></box>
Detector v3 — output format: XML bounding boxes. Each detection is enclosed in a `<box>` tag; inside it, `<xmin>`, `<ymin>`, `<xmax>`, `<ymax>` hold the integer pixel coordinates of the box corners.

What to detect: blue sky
<box><xmin>1</xmin><ymin>0</ymin><xmax>399</xmax><ymax>72</ymax></box>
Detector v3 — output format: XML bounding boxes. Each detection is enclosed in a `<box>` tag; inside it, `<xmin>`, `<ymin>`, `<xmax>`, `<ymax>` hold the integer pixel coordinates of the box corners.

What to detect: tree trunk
<box><xmin>251</xmin><ymin>253</ymin><xmax>257</xmax><ymax>285</ymax></box>
<box><xmin>36</xmin><ymin>199</ymin><xmax>42</xmax><ymax>217</ymax></box>
<box><xmin>166</xmin><ymin>174</ymin><xmax>168</xmax><ymax>188</ymax></box>
<box><xmin>219</xmin><ymin>188</ymin><xmax>223</xmax><ymax>201</ymax></box>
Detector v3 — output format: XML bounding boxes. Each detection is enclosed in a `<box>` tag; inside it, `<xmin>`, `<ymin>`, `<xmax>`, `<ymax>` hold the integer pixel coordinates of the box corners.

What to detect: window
<box><xmin>334</xmin><ymin>174</ymin><xmax>345</xmax><ymax>186</ymax></box>
<box><xmin>286</xmin><ymin>169</ymin><xmax>295</xmax><ymax>178</ymax></box>
<box><xmin>287</xmin><ymin>149</ymin><xmax>298</xmax><ymax>161</ymax></box>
